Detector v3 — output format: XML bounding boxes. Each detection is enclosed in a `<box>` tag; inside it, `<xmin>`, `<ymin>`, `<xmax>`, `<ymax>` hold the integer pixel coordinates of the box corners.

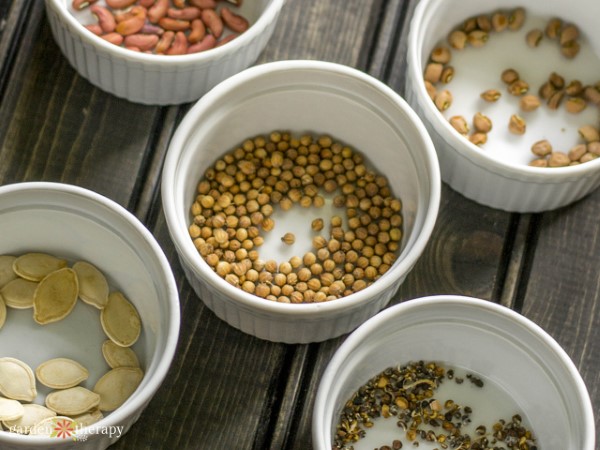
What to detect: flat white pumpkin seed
<box><xmin>45</xmin><ymin>386</ymin><xmax>100</xmax><ymax>416</ymax></box>
<box><xmin>100</xmin><ymin>292</ymin><xmax>141</xmax><ymax>347</ymax></box>
<box><xmin>0</xmin><ymin>397</ymin><xmax>24</xmax><ymax>421</ymax></box>
<box><xmin>35</xmin><ymin>358</ymin><xmax>89</xmax><ymax>389</ymax></box>
<box><xmin>0</xmin><ymin>293</ymin><xmax>5</xmax><ymax>330</ymax></box>
<box><xmin>29</xmin><ymin>416</ymin><xmax>74</xmax><ymax>436</ymax></box>
<box><xmin>73</xmin><ymin>261</ymin><xmax>109</xmax><ymax>309</ymax></box>
<box><xmin>2</xmin><ymin>404</ymin><xmax>56</xmax><ymax>434</ymax></box>
<box><xmin>101</xmin><ymin>340</ymin><xmax>140</xmax><ymax>368</ymax></box>
<box><xmin>0</xmin><ymin>357</ymin><xmax>37</xmax><ymax>402</ymax></box>
<box><xmin>71</xmin><ymin>408</ymin><xmax>103</xmax><ymax>428</ymax></box>
<box><xmin>0</xmin><ymin>255</ymin><xmax>17</xmax><ymax>288</ymax></box>
<box><xmin>1</xmin><ymin>278</ymin><xmax>38</xmax><ymax>309</ymax></box>
<box><xmin>33</xmin><ymin>267</ymin><xmax>79</xmax><ymax>325</ymax></box>
<box><xmin>13</xmin><ymin>253</ymin><xmax>67</xmax><ymax>282</ymax></box>
<box><xmin>93</xmin><ymin>367</ymin><xmax>144</xmax><ymax>411</ymax></box>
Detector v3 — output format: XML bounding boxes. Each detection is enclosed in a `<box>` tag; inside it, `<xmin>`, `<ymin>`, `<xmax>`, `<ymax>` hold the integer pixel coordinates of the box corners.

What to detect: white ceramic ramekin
<box><xmin>313</xmin><ymin>295</ymin><xmax>595</xmax><ymax>450</ymax></box>
<box><xmin>407</xmin><ymin>0</ymin><xmax>600</xmax><ymax>212</ymax></box>
<box><xmin>44</xmin><ymin>0</ymin><xmax>285</xmax><ymax>105</ymax></box>
<box><xmin>0</xmin><ymin>182</ymin><xmax>180</xmax><ymax>449</ymax></box>
<box><xmin>161</xmin><ymin>60</ymin><xmax>441</xmax><ymax>343</ymax></box>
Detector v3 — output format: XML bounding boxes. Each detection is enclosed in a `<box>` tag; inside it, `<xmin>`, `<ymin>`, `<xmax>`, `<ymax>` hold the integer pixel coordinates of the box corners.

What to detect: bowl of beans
<box><xmin>313</xmin><ymin>295</ymin><xmax>595</xmax><ymax>450</ymax></box>
<box><xmin>0</xmin><ymin>182</ymin><xmax>179</xmax><ymax>449</ymax></box>
<box><xmin>161</xmin><ymin>60</ymin><xmax>441</xmax><ymax>343</ymax></box>
<box><xmin>406</xmin><ymin>0</ymin><xmax>600</xmax><ymax>212</ymax></box>
<box><xmin>43</xmin><ymin>0</ymin><xmax>285</xmax><ymax>105</ymax></box>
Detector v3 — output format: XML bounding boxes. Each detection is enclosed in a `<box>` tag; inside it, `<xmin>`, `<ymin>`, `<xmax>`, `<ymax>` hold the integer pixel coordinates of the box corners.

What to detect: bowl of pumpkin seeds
<box><xmin>0</xmin><ymin>182</ymin><xmax>179</xmax><ymax>449</ymax></box>
<box><xmin>313</xmin><ymin>295</ymin><xmax>595</xmax><ymax>450</ymax></box>
<box><xmin>407</xmin><ymin>0</ymin><xmax>600</xmax><ymax>212</ymax></box>
<box><xmin>162</xmin><ymin>60</ymin><xmax>441</xmax><ymax>344</ymax></box>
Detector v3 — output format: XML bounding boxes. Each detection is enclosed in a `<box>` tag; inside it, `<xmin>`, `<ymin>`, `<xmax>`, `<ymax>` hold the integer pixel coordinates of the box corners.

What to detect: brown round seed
<box><xmin>519</xmin><ymin>94</ymin><xmax>541</xmax><ymax>112</ymax></box>
<box><xmin>508</xmin><ymin>114</ymin><xmax>526</xmax><ymax>135</ymax></box>
<box><xmin>430</xmin><ymin>46</ymin><xmax>452</xmax><ymax>64</ymax></box>
<box><xmin>568</xmin><ymin>144</ymin><xmax>587</xmax><ymax>161</ymax></box>
<box><xmin>579</xmin><ymin>125</ymin><xmax>600</xmax><ymax>143</ymax></box>
<box><xmin>548</xmin><ymin>152</ymin><xmax>570</xmax><ymax>167</ymax></box>
<box><xmin>467</xmin><ymin>30</ymin><xmax>488</xmax><ymax>47</ymax></box>
<box><xmin>434</xmin><ymin>90</ymin><xmax>453</xmax><ymax>111</ymax></box>
<box><xmin>480</xmin><ymin>89</ymin><xmax>501</xmax><ymax>102</ymax></box>
<box><xmin>531</xmin><ymin>140</ymin><xmax>552</xmax><ymax>157</ymax></box>
<box><xmin>449</xmin><ymin>116</ymin><xmax>469</xmax><ymax>135</ymax></box>
<box><xmin>501</xmin><ymin>68</ymin><xmax>519</xmax><ymax>84</ymax></box>
<box><xmin>473</xmin><ymin>112</ymin><xmax>492</xmax><ymax>133</ymax></box>
<box><xmin>281</xmin><ymin>232</ymin><xmax>295</xmax><ymax>245</ymax></box>
<box><xmin>564</xmin><ymin>97</ymin><xmax>587</xmax><ymax>114</ymax></box>
<box><xmin>529</xmin><ymin>158</ymin><xmax>548</xmax><ymax>167</ymax></box>
<box><xmin>508</xmin><ymin>79</ymin><xmax>529</xmax><ymax>96</ymax></box>
<box><xmin>424</xmin><ymin>63</ymin><xmax>443</xmax><ymax>84</ymax></box>
<box><xmin>491</xmin><ymin>12</ymin><xmax>508</xmax><ymax>32</ymax></box>
<box><xmin>469</xmin><ymin>132</ymin><xmax>487</xmax><ymax>146</ymax></box>
<box><xmin>508</xmin><ymin>7</ymin><xmax>525</xmax><ymax>30</ymax></box>
<box><xmin>448</xmin><ymin>30</ymin><xmax>468</xmax><ymax>50</ymax></box>
<box><xmin>526</xmin><ymin>29</ymin><xmax>543</xmax><ymax>48</ymax></box>
<box><xmin>545</xmin><ymin>18</ymin><xmax>562</xmax><ymax>39</ymax></box>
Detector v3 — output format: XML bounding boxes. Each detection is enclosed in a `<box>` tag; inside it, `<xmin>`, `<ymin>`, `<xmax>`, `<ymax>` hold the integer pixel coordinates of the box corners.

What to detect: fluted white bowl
<box><xmin>44</xmin><ymin>0</ymin><xmax>285</xmax><ymax>105</ymax></box>
<box><xmin>162</xmin><ymin>60</ymin><xmax>441</xmax><ymax>343</ymax></box>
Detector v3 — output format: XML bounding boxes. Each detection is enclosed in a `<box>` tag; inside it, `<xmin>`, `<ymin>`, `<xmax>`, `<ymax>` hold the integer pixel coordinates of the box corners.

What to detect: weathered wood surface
<box><xmin>0</xmin><ymin>0</ymin><xmax>598</xmax><ymax>448</ymax></box>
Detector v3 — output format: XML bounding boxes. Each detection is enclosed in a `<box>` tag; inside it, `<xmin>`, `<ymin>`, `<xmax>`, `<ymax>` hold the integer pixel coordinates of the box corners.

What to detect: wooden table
<box><xmin>1</xmin><ymin>1</ymin><xmax>598</xmax><ymax>448</ymax></box>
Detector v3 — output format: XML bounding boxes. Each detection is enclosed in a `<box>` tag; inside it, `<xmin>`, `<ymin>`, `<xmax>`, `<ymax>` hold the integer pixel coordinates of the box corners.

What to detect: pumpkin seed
<box><xmin>33</xmin><ymin>267</ymin><xmax>79</xmax><ymax>325</ymax></box>
<box><xmin>0</xmin><ymin>397</ymin><xmax>24</xmax><ymax>421</ymax></box>
<box><xmin>35</xmin><ymin>358</ymin><xmax>89</xmax><ymax>389</ymax></box>
<box><xmin>45</xmin><ymin>386</ymin><xmax>100</xmax><ymax>416</ymax></box>
<box><xmin>73</xmin><ymin>261</ymin><xmax>109</xmax><ymax>309</ymax></box>
<box><xmin>1</xmin><ymin>278</ymin><xmax>37</xmax><ymax>309</ymax></box>
<box><xmin>100</xmin><ymin>292</ymin><xmax>141</xmax><ymax>347</ymax></box>
<box><xmin>13</xmin><ymin>253</ymin><xmax>67</xmax><ymax>282</ymax></box>
<box><xmin>93</xmin><ymin>367</ymin><xmax>144</xmax><ymax>411</ymax></box>
<box><xmin>0</xmin><ymin>294</ymin><xmax>5</xmax><ymax>330</ymax></box>
<box><xmin>71</xmin><ymin>408</ymin><xmax>103</xmax><ymax>428</ymax></box>
<box><xmin>29</xmin><ymin>416</ymin><xmax>74</xmax><ymax>436</ymax></box>
<box><xmin>2</xmin><ymin>404</ymin><xmax>56</xmax><ymax>434</ymax></box>
<box><xmin>0</xmin><ymin>255</ymin><xmax>17</xmax><ymax>288</ymax></box>
<box><xmin>102</xmin><ymin>340</ymin><xmax>140</xmax><ymax>368</ymax></box>
<box><xmin>0</xmin><ymin>357</ymin><xmax>37</xmax><ymax>402</ymax></box>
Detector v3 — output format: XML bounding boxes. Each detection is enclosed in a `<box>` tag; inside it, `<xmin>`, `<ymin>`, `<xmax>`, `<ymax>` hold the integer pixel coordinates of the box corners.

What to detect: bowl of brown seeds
<box><xmin>44</xmin><ymin>0</ymin><xmax>286</xmax><ymax>104</ymax></box>
<box><xmin>161</xmin><ymin>60</ymin><xmax>441</xmax><ymax>343</ymax></box>
<box><xmin>313</xmin><ymin>295</ymin><xmax>595</xmax><ymax>450</ymax></box>
<box><xmin>0</xmin><ymin>182</ymin><xmax>179</xmax><ymax>449</ymax></box>
<box><xmin>407</xmin><ymin>0</ymin><xmax>600</xmax><ymax>212</ymax></box>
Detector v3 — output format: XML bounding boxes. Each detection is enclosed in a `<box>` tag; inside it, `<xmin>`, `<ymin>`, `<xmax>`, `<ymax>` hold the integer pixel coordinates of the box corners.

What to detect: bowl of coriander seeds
<box><xmin>0</xmin><ymin>182</ymin><xmax>179</xmax><ymax>449</ymax></box>
<box><xmin>406</xmin><ymin>0</ymin><xmax>600</xmax><ymax>212</ymax></box>
<box><xmin>313</xmin><ymin>295</ymin><xmax>595</xmax><ymax>450</ymax></box>
<box><xmin>161</xmin><ymin>60</ymin><xmax>441</xmax><ymax>343</ymax></box>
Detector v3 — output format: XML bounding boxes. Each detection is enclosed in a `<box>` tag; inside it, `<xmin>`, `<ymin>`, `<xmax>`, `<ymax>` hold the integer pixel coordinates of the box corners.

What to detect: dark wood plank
<box><xmin>0</xmin><ymin>3</ymin><xmax>161</xmax><ymax>208</ymax></box>
<box><xmin>112</xmin><ymin>1</ymin><xmax>390</xmax><ymax>449</ymax></box>
<box><xmin>520</xmin><ymin>192</ymin><xmax>600</xmax><ymax>444</ymax></box>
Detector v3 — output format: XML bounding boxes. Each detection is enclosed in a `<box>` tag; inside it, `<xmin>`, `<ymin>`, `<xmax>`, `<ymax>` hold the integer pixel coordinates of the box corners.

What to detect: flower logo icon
<box><xmin>50</xmin><ymin>418</ymin><xmax>77</xmax><ymax>440</ymax></box>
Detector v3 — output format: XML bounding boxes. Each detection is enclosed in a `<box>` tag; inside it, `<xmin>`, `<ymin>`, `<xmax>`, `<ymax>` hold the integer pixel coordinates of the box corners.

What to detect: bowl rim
<box><xmin>312</xmin><ymin>295</ymin><xmax>596</xmax><ymax>450</ymax></box>
<box><xmin>407</xmin><ymin>0</ymin><xmax>600</xmax><ymax>181</ymax></box>
<box><xmin>45</xmin><ymin>0</ymin><xmax>286</xmax><ymax>65</ymax></box>
<box><xmin>162</xmin><ymin>59</ymin><xmax>441</xmax><ymax>317</ymax></box>
<box><xmin>0</xmin><ymin>181</ymin><xmax>180</xmax><ymax>446</ymax></box>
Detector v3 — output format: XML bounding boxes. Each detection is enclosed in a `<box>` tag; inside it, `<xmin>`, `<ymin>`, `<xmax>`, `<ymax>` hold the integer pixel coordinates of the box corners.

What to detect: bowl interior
<box><xmin>0</xmin><ymin>184</ymin><xmax>177</xmax><ymax>439</ymax></box>
<box><xmin>410</xmin><ymin>0</ymin><xmax>600</xmax><ymax>171</ymax></box>
<box><xmin>63</xmin><ymin>0</ymin><xmax>273</xmax><ymax>55</ymax></box>
<box><xmin>315</xmin><ymin>297</ymin><xmax>593</xmax><ymax>450</ymax></box>
<box><xmin>168</xmin><ymin>62</ymin><xmax>439</xmax><ymax>300</ymax></box>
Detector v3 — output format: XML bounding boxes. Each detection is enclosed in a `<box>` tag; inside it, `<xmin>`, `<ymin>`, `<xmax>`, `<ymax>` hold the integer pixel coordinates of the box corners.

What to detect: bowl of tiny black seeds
<box><xmin>313</xmin><ymin>295</ymin><xmax>595</xmax><ymax>450</ymax></box>
<box><xmin>161</xmin><ymin>60</ymin><xmax>441</xmax><ymax>343</ymax></box>
<box><xmin>407</xmin><ymin>0</ymin><xmax>600</xmax><ymax>212</ymax></box>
